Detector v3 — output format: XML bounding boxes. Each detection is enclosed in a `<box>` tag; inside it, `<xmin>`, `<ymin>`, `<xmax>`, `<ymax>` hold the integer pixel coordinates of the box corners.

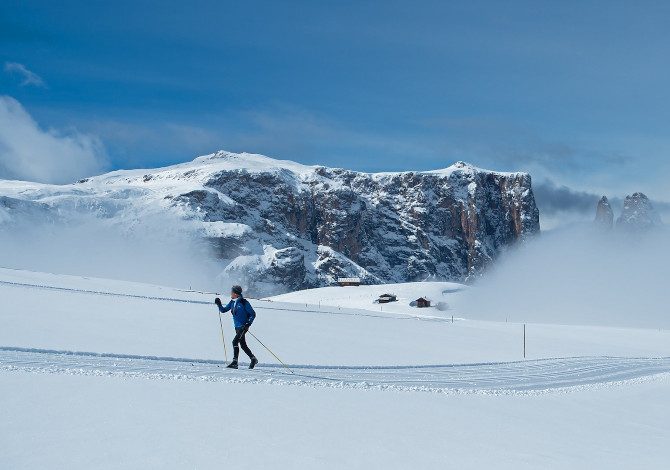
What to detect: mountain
<box><xmin>594</xmin><ymin>196</ymin><xmax>614</xmax><ymax>229</ymax></box>
<box><xmin>592</xmin><ymin>192</ymin><xmax>663</xmax><ymax>236</ymax></box>
<box><xmin>616</xmin><ymin>192</ymin><xmax>662</xmax><ymax>233</ymax></box>
<box><xmin>0</xmin><ymin>151</ymin><xmax>540</xmax><ymax>295</ymax></box>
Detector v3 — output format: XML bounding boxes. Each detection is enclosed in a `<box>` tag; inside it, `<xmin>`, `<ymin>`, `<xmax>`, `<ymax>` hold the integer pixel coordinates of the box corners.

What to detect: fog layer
<box><xmin>0</xmin><ymin>214</ymin><xmax>221</xmax><ymax>292</ymax></box>
<box><xmin>454</xmin><ymin>225</ymin><xmax>670</xmax><ymax>329</ymax></box>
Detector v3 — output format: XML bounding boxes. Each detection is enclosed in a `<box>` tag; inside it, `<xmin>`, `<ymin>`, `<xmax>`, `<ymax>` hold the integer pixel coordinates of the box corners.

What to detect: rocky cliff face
<box><xmin>592</xmin><ymin>192</ymin><xmax>662</xmax><ymax>235</ymax></box>
<box><xmin>0</xmin><ymin>151</ymin><xmax>540</xmax><ymax>295</ymax></box>
<box><xmin>616</xmin><ymin>192</ymin><xmax>662</xmax><ymax>233</ymax></box>
<box><xmin>594</xmin><ymin>196</ymin><xmax>614</xmax><ymax>229</ymax></box>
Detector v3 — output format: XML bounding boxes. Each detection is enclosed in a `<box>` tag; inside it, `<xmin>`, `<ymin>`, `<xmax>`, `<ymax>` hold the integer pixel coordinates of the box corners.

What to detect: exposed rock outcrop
<box><xmin>0</xmin><ymin>151</ymin><xmax>541</xmax><ymax>295</ymax></box>
<box><xmin>616</xmin><ymin>192</ymin><xmax>661</xmax><ymax>233</ymax></box>
<box><xmin>594</xmin><ymin>196</ymin><xmax>614</xmax><ymax>229</ymax></box>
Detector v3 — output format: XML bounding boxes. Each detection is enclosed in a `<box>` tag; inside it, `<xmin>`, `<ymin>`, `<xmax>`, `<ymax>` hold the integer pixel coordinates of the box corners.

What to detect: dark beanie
<box><xmin>231</xmin><ymin>285</ymin><xmax>243</xmax><ymax>295</ymax></box>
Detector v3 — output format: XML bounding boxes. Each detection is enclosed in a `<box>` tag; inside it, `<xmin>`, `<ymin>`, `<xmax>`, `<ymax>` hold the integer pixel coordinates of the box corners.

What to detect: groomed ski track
<box><xmin>3</xmin><ymin>272</ymin><xmax>669</xmax><ymax>395</ymax></box>
<box><xmin>2</xmin><ymin>347</ymin><xmax>669</xmax><ymax>395</ymax></box>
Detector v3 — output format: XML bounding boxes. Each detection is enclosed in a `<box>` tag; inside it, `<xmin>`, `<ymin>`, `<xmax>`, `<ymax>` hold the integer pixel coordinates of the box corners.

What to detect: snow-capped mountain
<box><xmin>617</xmin><ymin>192</ymin><xmax>662</xmax><ymax>232</ymax></box>
<box><xmin>0</xmin><ymin>151</ymin><xmax>540</xmax><ymax>295</ymax></box>
<box><xmin>594</xmin><ymin>196</ymin><xmax>614</xmax><ymax>229</ymax></box>
<box><xmin>592</xmin><ymin>192</ymin><xmax>663</xmax><ymax>234</ymax></box>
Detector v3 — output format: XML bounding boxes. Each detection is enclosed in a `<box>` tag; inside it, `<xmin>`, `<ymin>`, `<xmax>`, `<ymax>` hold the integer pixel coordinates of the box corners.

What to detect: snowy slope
<box><xmin>267</xmin><ymin>281</ymin><xmax>466</xmax><ymax>318</ymax></box>
<box><xmin>3</xmin><ymin>268</ymin><xmax>670</xmax><ymax>365</ymax></box>
<box><xmin>2</xmin><ymin>268</ymin><xmax>670</xmax><ymax>469</ymax></box>
<box><xmin>0</xmin><ymin>150</ymin><xmax>540</xmax><ymax>295</ymax></box>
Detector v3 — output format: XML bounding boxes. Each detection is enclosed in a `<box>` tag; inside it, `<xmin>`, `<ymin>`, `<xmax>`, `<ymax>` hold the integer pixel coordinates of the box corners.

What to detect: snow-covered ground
<box><xmin>267</xmin><ymin>281</ymin><xmax>465</xmax><ymax>318</ymax></box>
<box><xmin>1</xmin><ymin>268</ymin><xmax>670</xmax><ymax>468</ymax></box>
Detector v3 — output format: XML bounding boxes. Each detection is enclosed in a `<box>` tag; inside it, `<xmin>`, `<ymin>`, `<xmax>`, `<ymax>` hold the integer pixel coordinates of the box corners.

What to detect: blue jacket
<box><xmin>218</xmin><ymin>297</ymin><xmax>256</xmax><ymax>329</ymax></box>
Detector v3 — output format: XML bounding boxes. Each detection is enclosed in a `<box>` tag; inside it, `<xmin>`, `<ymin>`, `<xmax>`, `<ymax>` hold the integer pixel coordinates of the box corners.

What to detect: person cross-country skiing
<box><xmin>215</xmin><ymin>285</ymin><xmax>258</xmax><ymax>369</ymax></box>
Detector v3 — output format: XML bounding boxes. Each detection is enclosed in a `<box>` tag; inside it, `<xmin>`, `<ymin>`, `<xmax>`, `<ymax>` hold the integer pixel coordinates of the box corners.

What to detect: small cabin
<box><xmin>337</xmin><ymin>277</ymin><xmax>361</xmax><ymax>287</ymax></box>
<box><xmin>377</xmin><ymin>293</ymin><xmax>397</xmax><ymax>304</ymax></box>
<box><xmin>415</xmin><ymin>297</ymin><xmax>431</xmax><ymax>308</ymax></box>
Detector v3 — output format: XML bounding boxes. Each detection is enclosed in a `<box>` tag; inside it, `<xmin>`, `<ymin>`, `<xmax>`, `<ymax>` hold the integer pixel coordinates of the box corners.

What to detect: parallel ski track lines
<box><xmin>2</xmin><ymin>346</ymin><xmax>669</xmax><ymax>395</ymax></box>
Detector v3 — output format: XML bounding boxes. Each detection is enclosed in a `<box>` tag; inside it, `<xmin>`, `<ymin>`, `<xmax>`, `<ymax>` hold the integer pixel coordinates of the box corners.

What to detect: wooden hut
<box><xmin>415</xmin><ymin>297</ymin><xmax>431</xmax><ymax>308</ymax></box>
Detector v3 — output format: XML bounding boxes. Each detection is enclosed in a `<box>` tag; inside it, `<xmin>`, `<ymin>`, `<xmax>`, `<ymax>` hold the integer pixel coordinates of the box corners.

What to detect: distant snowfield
<box><xmin>1</xmin><ymin>268</ymin><xmax>669</xmax><ymax>469</ymax></box>
<box><xmin>266</xmin><ymin>281</ymin><xmax>465</xmax><ymax>318</ymax></box>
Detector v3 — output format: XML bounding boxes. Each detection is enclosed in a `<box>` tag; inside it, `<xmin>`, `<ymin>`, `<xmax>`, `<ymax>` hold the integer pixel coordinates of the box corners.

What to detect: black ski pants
<box><xmin>232</xmin><ymin>326</ymin><xmax>254</xmax><ymax>360</ymax></box>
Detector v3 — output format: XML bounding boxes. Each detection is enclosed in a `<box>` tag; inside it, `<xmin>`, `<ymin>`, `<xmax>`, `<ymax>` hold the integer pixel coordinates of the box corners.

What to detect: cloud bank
<box><xmin>533</xmin><ymin>179</ymin><xmax>670</xmax><ymax>230</ymax></box>
<box><xmin>0</xmin><ymin>212</ymin><xmax>221</xmax><ymax>291</ymax></box>
<box><xmin>533</xmin><ymin>180</ymin><xmax>601</xmax><ymax>216</ymax></box>
<box><xmin>0</xmin><ymin>96</ymin><xmax>108</xmax><ymax>184</ymax></box>
<box><xmin>453</xmin><ymin>226</ymin><xmax>670</xmax><ymax>329</ymax></box>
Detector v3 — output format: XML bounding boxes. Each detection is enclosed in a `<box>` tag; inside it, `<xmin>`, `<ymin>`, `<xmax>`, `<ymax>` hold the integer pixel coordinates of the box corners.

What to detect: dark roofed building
<box><xmin>378</xmin><ymin>293</ymin><xmax>397</xmax><ymax>303</ymax></box>
<box><xmin>415</xmin><ymin>297</ymin><xmax>431</xmax><ymax>308</ymax></box>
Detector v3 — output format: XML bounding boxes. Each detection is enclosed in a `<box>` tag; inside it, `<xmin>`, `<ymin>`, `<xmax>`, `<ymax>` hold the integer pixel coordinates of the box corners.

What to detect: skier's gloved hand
<box><xmin>214</xmin><ymin>297</ymin><xmax>222</xmax><ymax>306</ymax></box>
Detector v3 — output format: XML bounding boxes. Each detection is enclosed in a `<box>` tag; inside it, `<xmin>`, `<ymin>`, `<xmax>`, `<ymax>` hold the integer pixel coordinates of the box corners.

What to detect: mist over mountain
<box><xmin>0</xmin><ymin>150</ymin><xmax>539</xmax><ymax>295</ymax></box>
<box><xmin>452</xmin><ymin>220</ymin><xmax>669</xmax><ymax>329</ymax></box>
<box><xmin>452</xmin><ymin>193</ymin><xmax>666</xmax><ymax>329</ymax></box>
<box><xmin>534</xmin><ymin>179</ymin><xmax>670</xmax><ymax>230</ymax></box>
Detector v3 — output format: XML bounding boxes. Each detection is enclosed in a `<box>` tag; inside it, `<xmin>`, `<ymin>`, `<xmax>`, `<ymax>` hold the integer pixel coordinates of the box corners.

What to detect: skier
<box><xmin>215</xmin><ymin>285</ymin><xmax>258</xmax><ymax>369</ymax></box>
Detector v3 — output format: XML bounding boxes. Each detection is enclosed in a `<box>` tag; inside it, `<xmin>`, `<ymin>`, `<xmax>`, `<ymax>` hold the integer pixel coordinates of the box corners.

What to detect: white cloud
<box><xmin>4</xmin><ymin>62</ymin><xmax>46</xmax><ymax>87</ymax></box>
<box><xmin>0</xmin><ymin>96</ymin><xmax>108</xmax><ymax>184</ymax></box>
<box><xmin>454</xmin><ymin>226</ymin><xmax>670</xmax><ymax>329</ymax></box>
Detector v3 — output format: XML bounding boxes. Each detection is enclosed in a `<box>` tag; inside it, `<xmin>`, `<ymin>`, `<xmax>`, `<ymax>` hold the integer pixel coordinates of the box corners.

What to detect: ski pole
<box><xmin>247</xmin><ymin>331</ymin><xmax>294</xmax><ymax>374</ymax></box>
<box><xmin>217</xmin><ymin>311</ymin><xmax>228</xmax><ymax>362</ymax></box>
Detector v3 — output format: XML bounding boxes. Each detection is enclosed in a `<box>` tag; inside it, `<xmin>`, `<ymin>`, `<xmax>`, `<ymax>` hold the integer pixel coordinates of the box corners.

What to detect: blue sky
<box><xmin>2</xmin><ymin>0</ymin><xmax>670</xmax><ymax>207</ymax></box>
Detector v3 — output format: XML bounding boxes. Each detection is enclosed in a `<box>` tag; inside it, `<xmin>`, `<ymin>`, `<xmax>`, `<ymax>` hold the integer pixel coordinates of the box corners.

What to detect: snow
<box><xmin>267</xmin><ymin>281</ymin><xmax>465</xmax><ymax>318</ymax></box>
<box><xmin>1</xmin><ymin>268</ymin><xmax>670</xmax><ymax>468</ymax></box>
<box><xmin>201</xmin><ymin>221</ymin><xmax>252</xmax><ymax>238</ymax></box>
<box><xmin>0</xmin><ymin>149</ymin><xmax>540</xmax><ymax>294</ymax></box>
<box><xmin>421</xmin><ymin>160</ymin><xmax>526</xmax><ymax>178</ymax></box>
<box><xmin>0</xmin><ymin>150</ymin><xmax>529</xmax><ymax>201</ymax></box>
<box><xmin>3</xmin><ymin>372</ymin><xmax>669</xmax><ymax>470</ymax></box>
